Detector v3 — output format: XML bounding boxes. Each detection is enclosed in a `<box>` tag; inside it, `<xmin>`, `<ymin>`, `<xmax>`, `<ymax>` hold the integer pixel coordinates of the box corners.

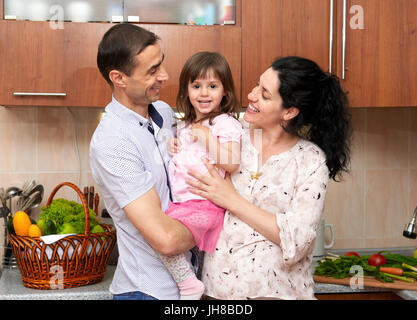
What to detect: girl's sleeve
<box><xmin>275</xmin><ymin>155</ymin><xmax>329</xmax><ymax>267</ymax></box>
<box><xmin>211</xmin><ymin>115</ymin><xmax>243</xmax><ymax>144</ymax></box>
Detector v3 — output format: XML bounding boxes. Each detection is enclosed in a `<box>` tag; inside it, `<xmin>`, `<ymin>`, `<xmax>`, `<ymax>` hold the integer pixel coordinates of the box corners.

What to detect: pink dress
<box><xmin>166</xmin><ymin>114</ymin><xmax>243</xmax><ymax>253</ymax></box>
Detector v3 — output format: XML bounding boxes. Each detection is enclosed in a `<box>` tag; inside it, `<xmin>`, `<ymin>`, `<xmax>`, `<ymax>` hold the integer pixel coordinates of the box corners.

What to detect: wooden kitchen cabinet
<box><xmin>241</xmin><ymin>0</ymin><xmax>332</xmax><ymax>107</ymax></box>
<box><xmin>241</xmin><ymin>0</ymin><xmax>417</xmax><ymax>108</ymax></box>
<box><xmin>334</xmin><ymin>0</ymin><xmax>417</xmax><ymax>107</ymax></box>
<box><xmin>62</xmin><ymin>23</ymin><xmax>112</xmax><ymax>107</ymax></box>
<box><xmin>0</xmin><ymin>20</ymin><xmax>67</xmax><ymax>106</ymax></box>
<box><xmin>0</xmin><ymin>19</ymin><xmax>112</xmax><ymax>107</ymax></box>
<box><xmin>0</xmin><ymin>2</ymin><xmax>241</xmax><ymax>108</ymax></box>
<box><xmin>150</xmin><ymin>24</ymin><xmax>241</xmax><ymax>107</ymax></box>
<box><xmin>61</xmin><ymin>23</ymin><xmax>242</xmax><ymax>108</ymax></box>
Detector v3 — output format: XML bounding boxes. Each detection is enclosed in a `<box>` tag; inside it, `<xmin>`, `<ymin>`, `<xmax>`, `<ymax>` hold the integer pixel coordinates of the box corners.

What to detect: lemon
<box><xmin>28</xmin><ymin>224</ymin><xmax>42</xmax><ymax>237</ymax></box>
<box><xmin>413</xmin><ymin>249</ymin><xmax>417</xmax><ymax>259</ymax></box>
<box><xmin>13</xmin><ymin>211</ymin><xmax>32</xmax><ymax>236</ymax></box>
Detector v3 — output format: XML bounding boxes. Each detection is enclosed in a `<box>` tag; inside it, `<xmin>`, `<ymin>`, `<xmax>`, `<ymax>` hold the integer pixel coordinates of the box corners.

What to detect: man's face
<box><xmin>124</xmin><ymin>42</ymin><xmax>169</xmax><ymax>108</ymax></box>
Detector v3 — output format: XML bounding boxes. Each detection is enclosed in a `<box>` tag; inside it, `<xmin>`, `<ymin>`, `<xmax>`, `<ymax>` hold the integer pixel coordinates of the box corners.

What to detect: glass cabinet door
<box><xmin>124</xmin><ymin>0</ymin><xmax>235</xmax><ymax>25</ymax></box>
<box><xmin>4</xmin><ymin>0</ymin><xmax>123</xmax><ymax>22</ymax></box>
<box><xmin>4</xmin><ymin>0</ymin><xmax>235</xmax><ymax>24</ymax></box>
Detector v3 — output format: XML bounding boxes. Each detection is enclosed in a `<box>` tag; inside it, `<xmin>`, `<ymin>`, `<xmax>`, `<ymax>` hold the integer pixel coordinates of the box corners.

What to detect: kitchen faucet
<box><xmin>403</xmin><ymin>206</ymin><xmax>417</xmax><ymax>239</ymax></box>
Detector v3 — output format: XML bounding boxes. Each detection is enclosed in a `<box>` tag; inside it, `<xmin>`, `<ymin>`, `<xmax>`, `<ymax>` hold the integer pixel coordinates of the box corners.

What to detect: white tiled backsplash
<box><xmin>1</xmin><ymin>105</ymin><xmax>417</xmax><ymax>249</ymax></box>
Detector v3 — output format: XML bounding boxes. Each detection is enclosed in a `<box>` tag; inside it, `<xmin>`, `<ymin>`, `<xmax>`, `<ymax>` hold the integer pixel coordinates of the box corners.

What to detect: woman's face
<box><xmin>244</xmin><ymin>67</ymin><xmax>285</xmax><ymax>128</ymax></box>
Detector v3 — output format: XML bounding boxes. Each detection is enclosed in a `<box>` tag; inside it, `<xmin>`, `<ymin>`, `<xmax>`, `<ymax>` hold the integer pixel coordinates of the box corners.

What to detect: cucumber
<box><xmin>45</xmin><ymin>220</ymin><xmax>57</xmax><ymax>235</ymax></box>
<box><xmin>7</xmin><ymin>214</ymin><xmax>15</xmax><ymax>235</ymax></box>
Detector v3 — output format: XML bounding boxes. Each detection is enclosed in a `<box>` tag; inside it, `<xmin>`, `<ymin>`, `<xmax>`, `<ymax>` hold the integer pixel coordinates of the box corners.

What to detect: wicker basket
<box><xmin>8</xmin><ymin>182</ymin><xmax>116</xmax><ymax>290</ymax></box>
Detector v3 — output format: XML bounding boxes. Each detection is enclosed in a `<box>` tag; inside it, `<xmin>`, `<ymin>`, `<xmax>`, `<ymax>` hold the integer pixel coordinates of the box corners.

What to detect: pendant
<box><xmin>250</xmin><ymin>171</ymin><xmax>262</xmax><ymax>180</ymax></box>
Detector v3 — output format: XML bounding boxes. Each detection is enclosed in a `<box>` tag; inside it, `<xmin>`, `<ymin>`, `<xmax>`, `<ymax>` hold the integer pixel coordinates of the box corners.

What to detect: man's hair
<box><xmin>97</xmin><ymin>23</ymin><xmax>159</xmax><ymax>86</ymax></box>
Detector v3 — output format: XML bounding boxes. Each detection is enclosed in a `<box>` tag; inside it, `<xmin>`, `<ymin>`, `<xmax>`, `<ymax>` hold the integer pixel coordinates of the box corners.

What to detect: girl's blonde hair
<box><xmin>176</xmin><ymin>51</ymin><xmax>240</xmax><ymax>125</ymax></box>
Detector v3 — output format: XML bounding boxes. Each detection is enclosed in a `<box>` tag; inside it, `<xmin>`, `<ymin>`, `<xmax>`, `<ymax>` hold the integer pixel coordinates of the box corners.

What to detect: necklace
<box><xmin>250</xmin><ymin>171</ymin><xmax>262</xmax><ymax>180</ymax></box>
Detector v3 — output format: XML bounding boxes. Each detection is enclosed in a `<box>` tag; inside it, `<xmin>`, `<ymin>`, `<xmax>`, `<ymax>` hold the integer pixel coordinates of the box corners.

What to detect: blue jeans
<box><xmin>113</xmin><ymin>291</ymin><xmax>158</xmax><ymax>300</ymax></box>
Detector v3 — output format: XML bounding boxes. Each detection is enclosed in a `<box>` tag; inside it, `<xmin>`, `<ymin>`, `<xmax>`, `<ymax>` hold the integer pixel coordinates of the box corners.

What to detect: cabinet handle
<box><xmin>329</xmin><ymin>0</ymin><xmax>334</xmax><ymax>73</ymax></box>
<box><xmin>342</xmin><ymin>0</ymin><xmax>347</xmax><ymax>79</ymax></box>
<box><xmin>13</xmin><ymin>92</ymin><xmax>67</xmax><ymax>97</ymax></box>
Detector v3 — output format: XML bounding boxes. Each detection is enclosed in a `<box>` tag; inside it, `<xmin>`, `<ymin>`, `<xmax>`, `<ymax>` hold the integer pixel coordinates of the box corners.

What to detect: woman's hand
<box><xmin>186</xmin><ymin>158</ymin><xmax>240</xmax><ymax>210</ymax></box>
<box><xmin>167</xmin><ymin>138</ymin><xmax>181</xmax><ymax>156</ymax></box>
<box><xmin>188</xmin><ymin>159</ymin><xmax>282</xmax><ymax>246</ymax></box>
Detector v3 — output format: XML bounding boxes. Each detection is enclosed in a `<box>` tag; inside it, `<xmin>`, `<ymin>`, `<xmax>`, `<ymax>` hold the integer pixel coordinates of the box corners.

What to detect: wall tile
<box><xmin>37</xmin><ymin>107</ymin><xmax>79</xmax><ymax>172</ymax></box>
<box><xmin>410</xmin><ymin>170</ymin><xmax>417</xmax><ymax>219</ymax></box>
<box><xmin>323</xmin><ymin>170</ymin><xmax>365</xmax><ymax>244</ymax></box>
<box><xmin>0</xmin><ymin>107</ymin><xmax>36</xmax><ymax>172</ymax></box>
<box><xmin>410</xmin><ymin>108</ymin><xmax>417</xmax><ymax>169</ymax></box>
<box><xmin>349</xmin><ymin>108</ymin><xmax>366</xmax><ymax>170</ymax></box>
<box><xmin>364</xmin><ymin>237</ymin><xmax>416</xmax><ymax>248</ymax></box>
<box><xmin>366</xmin><ymin>108</ymin><xmax>409</xmax><ymax>169</ymax></box>
<box><xmin>365</xmin><ymin>169</ymin><xmax>409</xmax><ymax>239</ymax></box>
<box><xmin>34</xmin><ymin>173</ymin><xmax>79</xmax><ymax>220</ymax></box>
<box><xmin>2</xmin><ymin>105</ymin><xmax>417</xmax><ymax>251</ymax></box>
<box><xmin>65</xmin><ymin>107</ymin><xmax>102</xmax><ymax>175</ymax></box>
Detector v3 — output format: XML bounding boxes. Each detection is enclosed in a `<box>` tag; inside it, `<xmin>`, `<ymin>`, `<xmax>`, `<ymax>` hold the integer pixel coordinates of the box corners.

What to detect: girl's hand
<box><xmin>190</xmin><ymin>123</ymin><xmax>210</xmax><ymax>146</ymax></box>
<box><xmin>167</xmin><ymin>138</ymin><xmax>181</xmax><ymax>156</ymax></box>
<box><xmin>186</xmin><ymin>158</ymin><xmax>240</xmax><ymax>210</ymax></box>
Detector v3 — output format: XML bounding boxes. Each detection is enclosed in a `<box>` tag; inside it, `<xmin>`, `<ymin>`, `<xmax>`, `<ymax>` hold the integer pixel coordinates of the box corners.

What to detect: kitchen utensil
<box><xmin>17</xmin><ymin>190</ymin><xmax>41</xmax><ymax>212</ymax></box>
<box><xmin>5</xmin><ymin>186</ymin><xmax>22</xmax><ymax>213</ymax></box>
<box><xmin>0</xmin><ymin>187</ymin><xmax>6</xmax><ymax>207</ymax></box>
<box><xmin>94</xmin><ymin>193</ymin><xmax>99</xmax><ymax>215</ymax></box>
<box><xmin>21</xmin><ymin>179</ymin><xmax>36</xmax><ymax>197</ymax></box>
<box><xmin>1</xmin><ymin>207</ymin><xmax>16</xmax><ymax>269</ymax></box>
<box><xmin>27</xmin><ymin>192</ymin><xmax>43</xmax><ymax>212</ymax></box>
<box><xmin>16</xmin><ymin>183</ymin><xmax>43</xmax><ymax>209</ymax></box>
<box><xmin>0</xmin><ymin>206</ymin><xmax>10</xmax><ymax>224</ymax></box>
<box><xmin>84</xmin><ymin>186</ymin><xmax>89</xmax><ymax>207</ymax></box>
<box><xmin>312</xmin><ymin>219</ymin><xmax>334</xmax><ymax>257</ymax></box>
<box><xmin>89</xmin><ymin>186</ymin><xmax>94</xmax><ymax>209</ymax></box>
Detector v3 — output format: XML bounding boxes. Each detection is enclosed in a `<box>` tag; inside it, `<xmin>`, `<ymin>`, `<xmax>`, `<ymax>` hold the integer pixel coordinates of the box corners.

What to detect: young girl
<box><xmin>160</xmin><ymin>51</ymin><xmax>243</xmax><ymax>300</ymax></box>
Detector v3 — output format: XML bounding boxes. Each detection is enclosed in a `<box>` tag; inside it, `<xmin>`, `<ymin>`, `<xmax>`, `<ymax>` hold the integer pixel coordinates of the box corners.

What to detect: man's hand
<box><xmin>123</xmin><ymin>187</ymin><xmax>195</xmax><ymax>255</ymax></box>
<box><xmin>167</xmin><ymin>137</ymin><xmax>181</xmax><ymax>156</ymax></box>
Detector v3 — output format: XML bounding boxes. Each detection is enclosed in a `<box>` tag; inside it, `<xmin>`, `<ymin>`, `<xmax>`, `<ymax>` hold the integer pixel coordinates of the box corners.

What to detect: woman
<box><xmin>186</xmin><ymin>56</ymin><xmax>352</xmax><ymax>300</ymax></box>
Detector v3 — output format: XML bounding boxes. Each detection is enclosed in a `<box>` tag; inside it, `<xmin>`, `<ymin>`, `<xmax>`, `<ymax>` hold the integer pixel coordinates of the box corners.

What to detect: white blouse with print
<box><xmin>201</xmin><ymin>125</ymin><xmax>330</xmax><ymax>300</ymax></box>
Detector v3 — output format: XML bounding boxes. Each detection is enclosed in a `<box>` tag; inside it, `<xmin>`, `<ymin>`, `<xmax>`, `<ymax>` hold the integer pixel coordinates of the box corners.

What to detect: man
<box><xmin>90</xmin><ymin>23</ymin><xmax>195</xmax><ymax>300</ymax></box>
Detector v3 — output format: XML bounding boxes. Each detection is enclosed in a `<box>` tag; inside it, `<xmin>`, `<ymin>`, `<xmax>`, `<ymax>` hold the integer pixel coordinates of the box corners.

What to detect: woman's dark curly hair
<box><xmin>272</xmin><ymin>56</ymin><xmax>352</xmax><ymax>181</ymax></box>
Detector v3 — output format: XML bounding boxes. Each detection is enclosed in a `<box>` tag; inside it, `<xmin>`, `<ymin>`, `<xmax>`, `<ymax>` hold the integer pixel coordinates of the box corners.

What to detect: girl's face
<box><xmin>187</xmin><ymin>69</ymin><xmax>225</xmax><ymax>121</ymax></box>
<box><xmin>244</xmin><ymin>67</ymin><xmax>285</xmax><ymax>128</ymax></box>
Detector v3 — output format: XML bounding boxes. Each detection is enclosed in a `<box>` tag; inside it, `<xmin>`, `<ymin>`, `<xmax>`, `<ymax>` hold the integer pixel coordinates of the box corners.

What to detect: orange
<box><xmin>13</xmin><ymin>211</ymin><xmax>32</xmax><ymax>236</ymax></box>
<box><xmin>28</xmin><ymin>224</ymin><xmax>42</xmax><ymax>237</ymax></box>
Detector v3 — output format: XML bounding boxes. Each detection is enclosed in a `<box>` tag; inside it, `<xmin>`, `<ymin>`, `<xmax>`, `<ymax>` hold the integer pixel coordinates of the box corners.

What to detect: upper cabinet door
<box><xmin>336</xmin><ymin>0</ymin><xmax>417</xmax><ymax>107</ymax></box>
<box><xmin>241</xmin><ymin>0</ymin><xmax>332</xmax><ymax>107</ymax></box>
<box><xmin>62</xmin><ymin>23</ymin><xmax>112</xmax><ymax>107</ymax></box>
<box><xmin>0</xmin><ymin>21</ymin><xmax>67</xmax><ymax>106</ymax></box>
<box><xmin>0</xmin><ymin>20</ymin><xmax>112</xmax><ymax>107</ymax></box>
<box><xmin>147</xmin><ymin>24</ymin><xmax>241</xmax><ymax>108</ymax></box>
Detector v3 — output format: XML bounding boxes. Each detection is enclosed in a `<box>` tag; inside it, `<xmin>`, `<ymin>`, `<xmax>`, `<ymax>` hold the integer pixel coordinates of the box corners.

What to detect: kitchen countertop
<box><xmin>0</xmin><ymin>266</ymin><xmax>115</xmax><ymax>300</ymax></box>
<box><xmin>1</xmin><ymin>247</ymin><xmax>416</xmax><ymax>300</ymax></box>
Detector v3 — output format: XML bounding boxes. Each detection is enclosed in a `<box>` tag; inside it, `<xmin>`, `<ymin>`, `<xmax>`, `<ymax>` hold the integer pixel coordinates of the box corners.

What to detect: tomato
<box><xmin>345</xmin><ymin>251</ymin><xmax>361</xmax><ymax>258</ymax></box>
<box><xmin>368</xmin><ymin>253</ymin><xmax>387</xmax><ymax>266</ymax></box>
